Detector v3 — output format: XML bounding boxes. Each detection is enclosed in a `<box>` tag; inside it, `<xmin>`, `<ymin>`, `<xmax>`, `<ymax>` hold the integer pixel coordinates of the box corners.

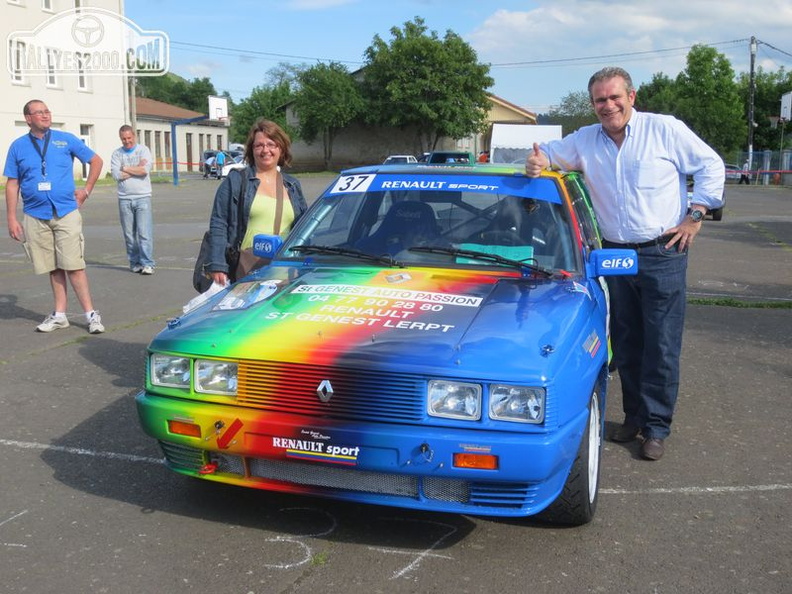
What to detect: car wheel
<box><xmin>539</xmin><ymin>389</ymin><xmax>602</xmax><ymax>526</ymax></box>
<box><xmin>710</xmin><ymin>207</ymin><xmax>723</xmax><ymax>221</ymax></box>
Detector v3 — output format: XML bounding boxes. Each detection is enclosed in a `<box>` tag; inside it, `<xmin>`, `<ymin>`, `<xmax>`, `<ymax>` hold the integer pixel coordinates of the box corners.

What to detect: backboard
<box><xmin>781</xmin><ymin>91</ymin><xmax>791</xmax><ymax>122</ymax></box>
<box><xmin>208</xmin><ymin>95</ymin><xmax>228</xmax><ymax>121</ymax></box>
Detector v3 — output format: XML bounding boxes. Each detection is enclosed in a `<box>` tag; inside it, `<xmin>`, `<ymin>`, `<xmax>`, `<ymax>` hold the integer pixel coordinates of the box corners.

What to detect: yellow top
<box><xmin>240</xmin><ymin>189</ymin><xmax>294</xmax><ymax>249</ymax></box>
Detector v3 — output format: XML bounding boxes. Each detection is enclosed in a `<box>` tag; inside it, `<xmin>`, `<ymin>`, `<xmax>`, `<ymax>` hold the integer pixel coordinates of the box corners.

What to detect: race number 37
<box><xmin>329</xmin><ymin>174</ymin><xmax>375</xmax><ymax>195</ymax></box>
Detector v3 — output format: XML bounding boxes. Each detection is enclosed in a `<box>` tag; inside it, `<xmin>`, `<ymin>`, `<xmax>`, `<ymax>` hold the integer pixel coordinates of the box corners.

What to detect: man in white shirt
<box><xmin>110</xmin><ymin>126</ymin><xmax>155</xmax><ymax>274</ymax></box>
<box><xmin>526</xmin><ymin>66</ymin><xmax>724</xmax><ymax>460</ymax></box>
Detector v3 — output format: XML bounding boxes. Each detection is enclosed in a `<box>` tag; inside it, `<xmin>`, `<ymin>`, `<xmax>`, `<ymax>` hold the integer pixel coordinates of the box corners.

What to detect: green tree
<box><xmin>545</xmin><ymin>90</ymin><xmax>598</xmax><ymax>134</ymax></box>
<box><xmin>136</xmin><ymin>75</ymin><xmax>219</xmax><ymax>113</ymax></box>
<box><xmin>674</xmin><ymin>45</ymin><xmax>744</xmax><ymax>156</ymax></box>
<box><xmin>362</xmin><ymin>17</ymin><xmax>494</xmax><ymax>152</ymax></box>
<box><xmin>635</xmin><ymin>73</ymin><xmax>677</xmax><ymax>114</ymax></box>
<box><xmin>293</xmin><ymin>62</ymin><xmax>364</xmax><ymax>169</ymax></box>
<box><xmin>230</xmin><ymin>80</ymin><xmax>294</xmax><ymax>144</ymax></box>
<box><xmin>737</xmin><ymin>66</ymin><xmax>792</xmax><ymax>152</ymax></box>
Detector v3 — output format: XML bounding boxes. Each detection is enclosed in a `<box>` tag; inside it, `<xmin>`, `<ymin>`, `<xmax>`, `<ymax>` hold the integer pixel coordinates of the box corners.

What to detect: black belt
<box><xmin>603</xmin><ymin>234</ymin><xmax>674</xmax><ymax>249</ymax></box>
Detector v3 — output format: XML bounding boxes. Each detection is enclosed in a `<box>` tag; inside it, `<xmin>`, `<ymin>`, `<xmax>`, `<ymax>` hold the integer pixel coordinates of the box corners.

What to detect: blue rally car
<box><xmin>136</xmin><ymin>163</ymin><xmax>637</xmax><ymax>526</ymax></box>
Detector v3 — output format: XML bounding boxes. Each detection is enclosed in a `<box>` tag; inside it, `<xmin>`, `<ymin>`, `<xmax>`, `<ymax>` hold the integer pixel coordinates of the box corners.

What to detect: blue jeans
<box><xmin>605</xmin><ymin>242</ymin><xmax>687</xmax><ymax>440</ymax></box>
<box><xmin>118</xmin><ymin>196</ymin><xmax>155</xmax><ymax>268</ymax></box>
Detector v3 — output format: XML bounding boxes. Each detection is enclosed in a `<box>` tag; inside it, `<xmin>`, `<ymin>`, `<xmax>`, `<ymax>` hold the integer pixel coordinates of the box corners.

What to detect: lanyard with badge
<box><xmin>28</xmin><ymin>130</ymin><xmax>52</xmax><ymax>192</ymax></box>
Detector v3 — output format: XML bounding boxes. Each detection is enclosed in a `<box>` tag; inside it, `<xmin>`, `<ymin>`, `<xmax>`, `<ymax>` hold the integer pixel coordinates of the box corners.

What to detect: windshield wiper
<box><xmin>289</xmin><ymin>244</ymin><xmax>405</xmax><ymax>267</ymax></box>
<box><xmin>409</xmin><ymin>246</ymin><xmax>554</xmax><ymax>278</ymax></box>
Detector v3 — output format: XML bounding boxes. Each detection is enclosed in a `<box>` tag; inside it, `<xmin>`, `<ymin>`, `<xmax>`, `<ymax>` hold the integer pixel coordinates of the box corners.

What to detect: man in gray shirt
<box><xmin>110</xmin><ymin>125</ymin><xmax>155</xmax><ymax>274</ymax></box>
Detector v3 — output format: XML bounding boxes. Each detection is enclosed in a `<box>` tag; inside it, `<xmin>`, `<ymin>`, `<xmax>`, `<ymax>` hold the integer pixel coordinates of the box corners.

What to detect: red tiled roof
<box><xmin>487</xmin><ymin>93</ymin><xmax>537</xmax><ymax>120</ymax></box>
<box><xmin>135</xmin><ymin>97</ymin><xmax>205</xmax><ymax>121</ymax></box>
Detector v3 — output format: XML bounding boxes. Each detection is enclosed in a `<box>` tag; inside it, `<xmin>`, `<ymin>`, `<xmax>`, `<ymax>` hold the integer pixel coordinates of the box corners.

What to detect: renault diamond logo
<box><xmin>317</xmin><ymin>380</ymin><xmax>333</xmax><ymax>403</ymax></box>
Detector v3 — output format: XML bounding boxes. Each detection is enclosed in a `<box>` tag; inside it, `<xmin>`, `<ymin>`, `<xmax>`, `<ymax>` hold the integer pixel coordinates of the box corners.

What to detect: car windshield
<box><xmin>280</xmin><ymin>171</ymin><xmax>580</xmax><ymax>274</ymax></box>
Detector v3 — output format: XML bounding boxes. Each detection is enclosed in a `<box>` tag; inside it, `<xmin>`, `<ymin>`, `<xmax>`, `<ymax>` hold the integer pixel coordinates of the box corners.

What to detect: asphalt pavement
<box><xmin>0</xmin><ymin>175</ymin><xmax>790</xmax><ymax>594</ymax></box>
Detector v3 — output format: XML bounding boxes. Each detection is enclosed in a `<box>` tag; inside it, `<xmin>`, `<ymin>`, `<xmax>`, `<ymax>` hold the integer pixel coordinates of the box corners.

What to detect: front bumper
<box><xmin>135</xmin><ymin>391</ymin><xmax>589</xmax><ymax>518</ymax></box>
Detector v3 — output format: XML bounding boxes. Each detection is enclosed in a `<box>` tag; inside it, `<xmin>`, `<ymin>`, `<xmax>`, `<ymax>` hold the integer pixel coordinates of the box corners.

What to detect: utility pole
<box><xmin>748</xmin><ymin>36</ymin><xmax>757</xmax><ymax>171</ymax></box>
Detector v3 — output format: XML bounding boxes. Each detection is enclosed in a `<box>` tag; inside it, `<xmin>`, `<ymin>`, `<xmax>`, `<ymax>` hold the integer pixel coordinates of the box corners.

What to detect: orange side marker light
<box><xmin>167</xmin><ymin>419</ymin><xmax>202</xmax><ymax>438</ymax></box>
<box><xmin>453</xmin><ymin>453</ymin><xmax>499</xmax><ymax>470</ymax></box>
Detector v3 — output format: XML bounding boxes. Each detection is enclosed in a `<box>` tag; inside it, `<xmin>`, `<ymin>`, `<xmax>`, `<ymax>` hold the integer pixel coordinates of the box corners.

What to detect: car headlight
<box><xmin>427</xmin><ymin>380</ymin><xmax>481</xmax><ymax>420</ymax></box>
<box><xmin>150</xmin><ymin>354</ymin><xmax>190</xmax><ymax>388</ymax></box>
<box><xmin>489</xmin><ymin>385</ymin><xmax>545</xmax><ymax>424</ymax></box>
<box><xmin>195</xmin><ymin>359</ymin><xmax>238</xmax><ymax>395</ymax></box>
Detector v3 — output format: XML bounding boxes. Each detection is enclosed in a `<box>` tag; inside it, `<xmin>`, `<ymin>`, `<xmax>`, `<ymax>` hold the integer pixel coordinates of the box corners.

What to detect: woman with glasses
<box><xmin>206</xmin><ymin>119</ymin><xmax>307</xmax><ymax>287</ymax></box>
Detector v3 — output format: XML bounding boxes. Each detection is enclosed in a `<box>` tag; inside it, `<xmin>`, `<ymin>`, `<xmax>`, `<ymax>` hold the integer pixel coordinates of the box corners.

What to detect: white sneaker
<box><xmin>36</xmin><ymin>313</ymin><xmax>69</xmax><ymax>332</ymax></box>
<box><xmin>88</xmin><ymin>312</ymin><xmax>105</xmax><ymax>334</ymax></box>
<box><xmin>131</xmin><ymin>265</ymin><xmax>143</xmax><ymax>273</ymax></box>
<box><xmin>141</xmin><ymin>266</ymin><xmax>154</xmax><ymax>275</ymax></box>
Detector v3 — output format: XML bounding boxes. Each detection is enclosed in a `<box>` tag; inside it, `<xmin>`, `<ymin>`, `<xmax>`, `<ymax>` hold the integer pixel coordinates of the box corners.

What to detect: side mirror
<box><xmin>252</xmin><ymin>234</ymin><xmax>283</xmax><ymax>259</ymax></box>
<box><xmin>588</xmin><ymin>248</ymin><xmax>638</xmax><ymax>276</ymax></box>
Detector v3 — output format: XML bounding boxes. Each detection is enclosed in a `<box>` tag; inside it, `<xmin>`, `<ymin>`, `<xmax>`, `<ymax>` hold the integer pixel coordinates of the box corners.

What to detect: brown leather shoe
<box><xmin>610</xmin><ymin>423</ymin><xmax>640</xmax><ymax>443</ymax></box>
<box><xmin>641</xmin><ymin>438</ymin><xmax>665</xmax><ymax>461</ymax></box>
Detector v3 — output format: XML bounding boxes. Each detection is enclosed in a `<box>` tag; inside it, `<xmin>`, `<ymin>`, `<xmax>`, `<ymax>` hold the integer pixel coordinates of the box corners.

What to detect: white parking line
<box><xmin>2</xmin><ymin>438</ymin><xmax>790</xmax><ymax>497</ymax></box>
<box><xmin>0</xmin><ymin>438</ymin><xmax>163</xmax><ymax>465</ymax></box>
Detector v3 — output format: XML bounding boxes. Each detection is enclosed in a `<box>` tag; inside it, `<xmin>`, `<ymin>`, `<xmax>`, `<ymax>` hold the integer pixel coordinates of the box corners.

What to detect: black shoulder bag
<box><xmin>192</xmin><ymin>171</ymin><xmax>248</xmax><ymax>293</ymax></box>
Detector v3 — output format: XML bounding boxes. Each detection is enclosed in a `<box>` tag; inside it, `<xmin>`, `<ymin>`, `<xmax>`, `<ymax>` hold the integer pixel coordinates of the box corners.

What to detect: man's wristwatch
<box><xmin>689</xmin><ymin>209</ymin><xmax>705</xmax><ymax>223</ymax></box>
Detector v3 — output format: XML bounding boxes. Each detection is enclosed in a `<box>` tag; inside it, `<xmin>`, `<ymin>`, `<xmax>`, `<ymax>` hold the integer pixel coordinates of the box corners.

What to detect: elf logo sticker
<box><xmin>600</xmin><ymin>256</ymin><xmax>635</xmax><ymax>270</ymax></box>
<box><xmin>594</xmin><ymin>250</ymin><xmax>638</xmax><ymax>276</ymax></box>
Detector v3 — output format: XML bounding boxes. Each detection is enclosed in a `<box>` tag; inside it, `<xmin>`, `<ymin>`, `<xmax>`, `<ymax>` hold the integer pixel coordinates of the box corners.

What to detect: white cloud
<box><xmin>464</xmin><ymin>0</ymin><xmax>792</xmax><ymax>110</ymax></box>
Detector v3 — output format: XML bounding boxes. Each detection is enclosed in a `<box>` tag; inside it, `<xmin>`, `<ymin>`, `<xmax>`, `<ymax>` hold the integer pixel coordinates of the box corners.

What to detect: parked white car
<box><xmin>383</xmin><ymin>154</ymin><xmax>417</xmax><ymax>165</ymax></box>
<box><xmin>221</xmin><ymin>155</ymin><xmax>247</xmax><ymax>178</ymax></box>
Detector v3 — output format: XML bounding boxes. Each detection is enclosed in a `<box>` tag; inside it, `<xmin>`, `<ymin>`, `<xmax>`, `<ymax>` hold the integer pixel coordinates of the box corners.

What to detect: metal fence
<box><xmin>725</xmin><ymin>149</ymin><xmax>792</xmax><ymax>186</ymax></box>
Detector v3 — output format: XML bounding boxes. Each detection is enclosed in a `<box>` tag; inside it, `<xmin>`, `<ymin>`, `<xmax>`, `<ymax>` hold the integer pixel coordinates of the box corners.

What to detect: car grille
<box><xmin>159</xmin><ymin>441</ymin><xmax>537</xmax><ymax>509</ymax></box>
<box><xmin>236</xmin><ymin>361</ymin><xmax>425</xmax><ymax>423</ymax></box>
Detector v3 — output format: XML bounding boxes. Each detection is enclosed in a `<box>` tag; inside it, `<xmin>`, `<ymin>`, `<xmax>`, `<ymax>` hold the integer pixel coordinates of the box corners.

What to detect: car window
<box><xmin>282</xmin><ymin>175</ymin><xmax>579</xmax><ymax>272</ymax></box>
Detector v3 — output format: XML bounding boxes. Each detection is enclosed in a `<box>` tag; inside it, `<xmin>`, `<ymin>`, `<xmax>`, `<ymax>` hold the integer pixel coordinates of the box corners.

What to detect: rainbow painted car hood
<box><xmin>157</xmin><ymin>265</ymin><xmax>598</xmax><ymax>380</ymax></box>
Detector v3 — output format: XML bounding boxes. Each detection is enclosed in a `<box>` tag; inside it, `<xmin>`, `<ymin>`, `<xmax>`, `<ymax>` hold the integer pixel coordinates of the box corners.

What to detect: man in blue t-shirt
<box><xmin>214</xmin><ymin>150</ymin><xmax>226</xmax><ymax>178</ymax></box>
<box><xmin>4</xmin><ymin>99</ymin><xmax>106</xmax><ymax>334</ymax></box>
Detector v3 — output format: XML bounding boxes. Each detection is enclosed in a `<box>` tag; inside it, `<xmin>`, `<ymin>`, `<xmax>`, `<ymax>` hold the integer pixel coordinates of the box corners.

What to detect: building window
<box><xmin>45</xmin><ymin>49</ymin><xmax>57</xmax><ymax>87</ymax></box>
<box><xmin>186</xmin><ymin>133</ymin><xmax>194</xmax><ymax>172</ymax></box>
<box><xmin>76</xmin><ymin>53</ymin><xmax>89</xmax><ymax>90</ymax></box>
<box><xmin>79</xmin><ymin>125</ymin><xmax>93</xmax><ymax>180</ymax></box>
<box><xmin>154</xmin><ymin>131</ymin><xmax>162</xmax><ymax>169</ymax></box>
<box><xmin>42</xmin><ymin>0</ymin><xmax>53</xmax><ymax>11</ymax></box>
<box><xmin>9</xmin><ymin>40</ymin><xmax>25</xmax><ymax>83</ymax></box>
<box><xmin>217</xmin><ymin>134</ymin><xmax>223</xmax><ymax>150</ymax></box>
<box><xmin>164</xmin><ymin>131</ymin><xmax>171</xmax><ymax>168</ymax></box>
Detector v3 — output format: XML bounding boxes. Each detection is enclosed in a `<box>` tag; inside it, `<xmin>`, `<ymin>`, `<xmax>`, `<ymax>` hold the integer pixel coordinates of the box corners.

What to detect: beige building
<box><xmin>135</xmin><ymin>97</ymin><xmax>228</xmax><ymax>174</ymax></box>
<box><xmin>287</xmin><ymin>92</ymin><xmax>538</xmax><ymax>171</ymax></box>
<box><xmin>1</xmin><ymin>2</ymin><xmax>226</xmax><ymax>179</ymax></box>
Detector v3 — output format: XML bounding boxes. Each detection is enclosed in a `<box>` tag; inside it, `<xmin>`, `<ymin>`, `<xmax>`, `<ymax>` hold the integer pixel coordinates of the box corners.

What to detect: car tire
<box><xmin>710</xmin><ymin>207</ymin><xmax>723</xmax><ymax>221</ymax></box>
<box><xmin>538</xmin><ymin>388</ymin><xmax>602</xmax><ymax>526</ymax></box>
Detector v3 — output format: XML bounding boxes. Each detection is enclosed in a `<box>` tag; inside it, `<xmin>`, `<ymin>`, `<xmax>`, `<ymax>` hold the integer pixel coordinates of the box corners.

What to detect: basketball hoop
<box><xmin>208</xmin><ymin>95</ymin><xmax>228</xmax><ymax>123</ymax></box>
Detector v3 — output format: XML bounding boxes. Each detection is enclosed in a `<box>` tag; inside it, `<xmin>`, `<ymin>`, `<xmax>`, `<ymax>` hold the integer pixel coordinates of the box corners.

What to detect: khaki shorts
<box><xmin>23</xmin><ymin>210</ymin><xmax>85</xmax><ymax>274</ymax></box>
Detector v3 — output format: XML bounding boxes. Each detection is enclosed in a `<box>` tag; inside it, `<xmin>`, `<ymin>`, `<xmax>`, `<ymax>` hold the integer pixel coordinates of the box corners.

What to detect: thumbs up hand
<box><xmin>525</xmin><ymin>143</ymin><xmax>548</xmax><ymax>178</ymax></box>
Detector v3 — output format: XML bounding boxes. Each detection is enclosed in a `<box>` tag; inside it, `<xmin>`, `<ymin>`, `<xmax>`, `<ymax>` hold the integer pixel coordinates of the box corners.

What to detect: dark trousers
<box><xmin>605</xmin><ymin>242</ymin><xmax>688</xmax><ymax>440</ymax></box>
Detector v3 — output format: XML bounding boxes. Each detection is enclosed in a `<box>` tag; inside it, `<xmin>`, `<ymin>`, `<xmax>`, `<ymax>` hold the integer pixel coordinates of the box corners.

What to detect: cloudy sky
<box><xmin>125</xmin><ymin>0</ymin><xmax>792</xmax><ymax>114</ymax></box>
